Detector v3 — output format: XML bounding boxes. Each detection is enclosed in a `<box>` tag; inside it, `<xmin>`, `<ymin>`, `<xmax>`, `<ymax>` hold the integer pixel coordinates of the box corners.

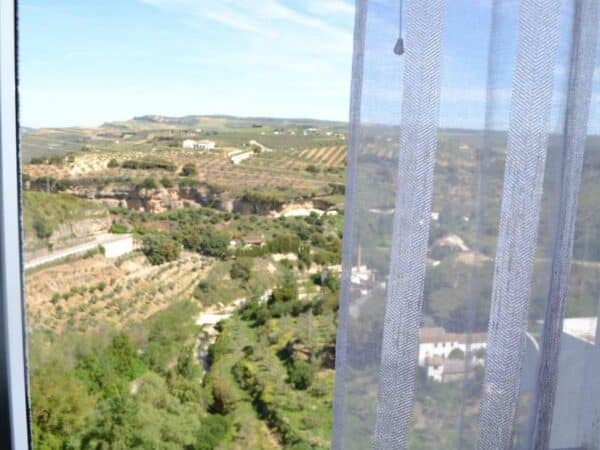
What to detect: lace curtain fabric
<box><xmin>333</xmin><ymin>1</ymin><xmax>600</xmax><ymax>449</ymax></box>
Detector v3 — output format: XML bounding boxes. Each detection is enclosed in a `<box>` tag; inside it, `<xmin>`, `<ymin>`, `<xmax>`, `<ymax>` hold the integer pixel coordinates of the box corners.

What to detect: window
<box><xmin>0</xmin><ymin>1</ymin><xmax>29</xmax><ymax>447</ymax></box>
<box><xmin>3</xmin><ymin>1</ymin><xmax>600</xmax><ymax>449</ymax></box>
<box><xmin>14</xmin><ymin>1</ymin><xmax>353</xmax><ymax>449</ymax></box>
<box><xmin>333</xmin><ymin>1</ymin><xmax>600</xmax><ymax>449</ymax></box>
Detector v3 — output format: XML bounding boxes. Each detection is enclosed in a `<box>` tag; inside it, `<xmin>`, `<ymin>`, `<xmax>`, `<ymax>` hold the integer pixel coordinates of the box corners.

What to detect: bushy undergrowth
<box><xmin>29</xmin><ymin>301</ymin><xmax>231</xmax><ymax>449</ymax></box>
<box><xmin>142</xmin><ymin>233</ymin><xmax>181</xmax><ymax>265</ymax></box>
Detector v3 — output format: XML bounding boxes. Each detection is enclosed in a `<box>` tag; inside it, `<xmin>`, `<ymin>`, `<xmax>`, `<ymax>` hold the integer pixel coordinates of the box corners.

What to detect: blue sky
<box><xmin>18</xmin><ymin>1</ymin><xmax>600</xmax><ymax>131</ymax></box>
<box><xmin>19</xmin><ymin>0</ymin><xmax>355</xmax><ymax>127</ymax></box>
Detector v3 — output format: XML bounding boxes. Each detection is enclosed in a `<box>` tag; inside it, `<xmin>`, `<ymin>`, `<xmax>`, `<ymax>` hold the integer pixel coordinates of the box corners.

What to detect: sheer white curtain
<box><xmin>333</xmin><ymin>1</ymin><xmax>600</xmax><ymax>449</ymax></box>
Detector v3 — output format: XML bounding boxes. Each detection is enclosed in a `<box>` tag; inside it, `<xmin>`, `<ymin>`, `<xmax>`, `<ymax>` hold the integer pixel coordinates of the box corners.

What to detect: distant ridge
<box><xmin>100</xmin><ymin>114</ymin><xmax>348</xmax><ymax>130</ymax></box>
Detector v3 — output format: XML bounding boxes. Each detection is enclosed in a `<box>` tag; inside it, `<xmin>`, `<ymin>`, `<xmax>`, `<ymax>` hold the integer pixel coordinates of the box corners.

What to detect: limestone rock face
<box><xmin>31</xmin><ymin>182</ymin><xmax>342</xmax><ymax>217</ymax></box>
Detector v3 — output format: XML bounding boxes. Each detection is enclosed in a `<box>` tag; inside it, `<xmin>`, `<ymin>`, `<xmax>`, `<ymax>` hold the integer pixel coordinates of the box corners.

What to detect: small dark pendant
<box><xmin>394</xmin><ymin>37</ymin><xmax>405</xmax><ymax>56</ymax></box>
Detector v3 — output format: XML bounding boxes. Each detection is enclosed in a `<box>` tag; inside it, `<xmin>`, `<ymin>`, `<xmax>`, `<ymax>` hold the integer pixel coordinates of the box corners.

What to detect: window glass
<box><xmin>19</xmin><ymin>1</ymin><xmax>353</xmax><ymax>448</ymax></box>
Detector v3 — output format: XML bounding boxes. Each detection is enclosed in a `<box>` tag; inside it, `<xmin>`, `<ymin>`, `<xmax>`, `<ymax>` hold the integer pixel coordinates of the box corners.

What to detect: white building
<box><xmin>350</xmin><ymin>246</ymin><xmax>376</xmax><ymax>286</ymax></box>
<box><xmin>101</xmin><ymin>234</ymin><xmax>134</xmax><ymax>258</ymax></box>
<box><xmin>520</xmin><ymin>317</ymin><xmax>600</xmax><ymax>448</ymax></box>
<box><xmin>351</xmin><ymin>265</ymin><xmax>374</xmax><ymax>285</ymax></box>
<box><xmin>182</xmin><ymin>139</ymin><xmax>196</xmax><ymax>149</ymax></box>
<box><xmin>418</xmin><ymin>327</ymin><xmax>487</xmax><ymax>367</ymax></box>
<box><xmin>182</xmin><ymin>139</ymin><xmax>216</xmax><ymax>150</ymax></box>
<box><xmin>228</xmin><ymin>150</ymin><xmax>253</xmax><ymax>165</ymax></box>
<box><xmin>562</xmin><ymin>317</ymin><xmax>597</xmax><ymax>342</ymax></box>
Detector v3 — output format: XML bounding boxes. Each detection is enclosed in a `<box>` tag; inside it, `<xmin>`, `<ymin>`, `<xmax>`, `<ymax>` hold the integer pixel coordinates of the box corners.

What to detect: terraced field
<box><xmin>297</xmin><ymin>145</ymin><xmax>347</xmax><ymax>167</ymax></box>
<box><xmin>24</xmin><ymin>144</ymin><xmax>340</xmax><ymax>193</ymax></box>
<box><xmin>25</xmin><ymin>251</ymin><xmax>209</xmax><ymax>333</ymax></box>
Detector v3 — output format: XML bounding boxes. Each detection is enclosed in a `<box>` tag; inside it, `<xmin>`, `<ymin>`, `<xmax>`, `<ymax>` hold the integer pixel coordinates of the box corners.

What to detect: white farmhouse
<box><xmin>182</xmin><ymin>139</ymin><xmax>197</xmax><ymax>149</ymax></box>
<box><xmin>418</xmin><ymin>327</ymin><xmax>487</xmax><ymax>383</ymax></box>
<box><xmin>182</xmin><ymin>139</ymin><xmax>216</xmax><ymax>150</ymax></box>
<box><xmin>418</xmin><ymin>327</ymin><xmax>487</xmax><ymax>366</ymax></box>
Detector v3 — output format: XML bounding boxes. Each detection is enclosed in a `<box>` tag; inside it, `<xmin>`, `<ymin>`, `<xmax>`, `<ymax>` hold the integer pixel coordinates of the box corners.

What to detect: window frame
<box><xmin>0</xmin><ymin>0</ymin><xmax>31</xmax><ymax>447</ymax></box>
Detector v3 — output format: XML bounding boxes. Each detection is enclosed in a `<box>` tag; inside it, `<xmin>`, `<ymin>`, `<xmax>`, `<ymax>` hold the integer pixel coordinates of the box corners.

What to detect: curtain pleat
<box><xmin>529</xmin><ymin>2</ymin><xmax>600</xmax><ymax>449</ymax></box>
<box><xmin>455</xmin><ymin>2</ymin><xmax>505</xmax><ymax>447</ymax></box>
<box><xmin>332</xmin><ymin>1</ymin><xmax>368</xmax><ymax>448</ymax></box>
<box><xmin>333</xmin><ymin>1</ymin><xmax>600</xmax><ymax>448</ymax></box>
<box><xmin>477</xmin><ymin>0</ymin><xmax>562</xmax><ymax>448</ymax></box>
<box><xmin>372</xmin><ymin>1</ymin><xmax>445</xmax><ymax>448</ymax></box>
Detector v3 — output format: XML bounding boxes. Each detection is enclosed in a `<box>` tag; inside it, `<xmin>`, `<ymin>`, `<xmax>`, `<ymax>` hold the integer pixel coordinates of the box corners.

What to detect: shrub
<box><xmin>175</xmin><ymin>345</ymin><xmax>200</xmax><ymax>379</ymax></box>
<box><xmin>320</xmin><ymin>290</ymin><xmax>339</xmax><ymax>313</ymax></box>
<box><xmin>142</xmin><ymin>233</ymin><xmax>181</xmax><ymax>265</ymax></box>
<box><xmin>160</xmin><ymin>177</ymin><xmax>174</xmax><ymax>188</ymax></box>
<box><xmin>270</xmin><ymin>285</ymin><xmax>297</xmax><ymax>304</ymax></box>
<box><xmin>288</xmin><ymin>360</ymin><xmax>315</xmax><ymax>390</ymax></box>
<box><xmin>33</xmin><ymin>217</ymin><xmax>54</xmax><ymax>239</ymax></box>
<box><xmin>266</xmin><ymin>234</ymin><xmax>300</xmax><ymax>254</ymax></box>
<box><xmin>180</xmin><ymin>163</ymin><xmax>197</xmax><ymax>177</ymax></box>
<box><xmin>195</xmin><ymin>415</ymin><xmax>230</xmax><ymax>450</ymax></box>
<box><xmin>207</xmin><ymin>333</ymin><xmax>232</xmax><ymax>367</ymax></box>
<box><xmin>121</xmin><ymin>159</ymin><xmax>176</xmax><ymax>172</ymax></box>
<box><xmin>239</xmin><ymin>300</ymin><xmax>269</xmax><ymax>326</ymax></box>
<box><xmin>210</xmin><ymin>379</ymin><xmax>237</xmax><ymax>414</ymax></box>
<box><xmin>229</xmin><ymin>258</ymin><xmax>253</xmax><ymax>282</ymax></box>
<box><xmin>107</xmin><ymin>158</ymin><xmax>119</xmax><ymax>168</ymax></box>
<box><xmin>232</xmin><ymin>361</ymin><xmax>257</xmax><ymax>390</ymax></box>
<box><xmin>194</xmin><ymin>280</ymin><xmax>214</xmax><ymax>296</ymax></box>
<box><xmin>297</xmin><ymin>244</ymin><xmax>312</xmax><ymax>268</ymax></box>
<box><xmin>110</xmin><ymin>223</ymin><xmax>128</xmax><ymax>234</ymax></box>
<box><xmin>138</xmin><ymin>177</ymin><xmax>159</xmax><ymax>190</ymax></box>
<box><xmin>449</xmin><ymin>348</ymin><xmax>465</xmax><ymax>360</ymax></box>
<box><xmin>176</xmin><ymin>225</ymin><xmax>203</xmax><ymax>251</ymax></box>
<box><xmin>199</xmin><ymin>232</ymin><xmax>230</xmax><ymax>259</ymax></box>
<box><xmin>177</xmin><ymin>177</ymin><xmax>200</xmax><ymax>187</ymax></box>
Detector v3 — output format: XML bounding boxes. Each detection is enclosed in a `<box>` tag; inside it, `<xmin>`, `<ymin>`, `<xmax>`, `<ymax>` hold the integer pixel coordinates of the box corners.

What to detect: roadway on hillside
<box><xmin>24</xmin><ymin>233</ymin><xmax>131</xmax><ymax>270</ymax></box>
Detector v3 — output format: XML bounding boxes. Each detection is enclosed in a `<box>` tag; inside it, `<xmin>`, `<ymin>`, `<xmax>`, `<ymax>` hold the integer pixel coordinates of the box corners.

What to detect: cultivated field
<box><xmin>25</xmin><ymin>251</ymin><xmax>208</xmax><ymax>333</ymax></box>
<box><xmin>22</xmin><ymin>116</ymin><xmax>349</xmax><ymax>195</ymax></box>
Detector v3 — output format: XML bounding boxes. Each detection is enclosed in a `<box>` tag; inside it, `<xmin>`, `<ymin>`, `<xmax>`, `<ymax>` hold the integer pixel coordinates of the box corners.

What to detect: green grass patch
<box><xmin>23</xmin><ymin>191</ymin><xmax>108</xmax><ymax>240</ymax></box>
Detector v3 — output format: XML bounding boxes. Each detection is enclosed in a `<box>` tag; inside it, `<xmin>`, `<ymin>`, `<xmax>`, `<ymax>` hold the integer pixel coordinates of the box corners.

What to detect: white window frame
<box><xmin>0</xmin><ymin>0</ymin><xmax>32</xmax><ymax>447</ymax></box>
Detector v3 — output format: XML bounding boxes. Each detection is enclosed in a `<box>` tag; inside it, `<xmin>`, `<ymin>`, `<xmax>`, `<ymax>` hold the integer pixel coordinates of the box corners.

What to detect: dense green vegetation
<box><xmin>207</xmin><ymin>273</ymin><xmax>339</xmax><ymax>449</ymax></box>
<box><xmin>121</xmin><ymin>158</ymin><xmax>177</xmax><ymax>172</ymax></box>
<box><xmin>23</xmin><ymin>117</ymin><xmax>600</xmax><ymax>449</ymax></box>
<box><xmin>142</xmin><ymin>233</ymin><xmax>181</xmax><ymax>265</ymax></box>
<box><xmin>112</xmin><ymin>205</ymin><xmax>343</xmax><ymax>270</ymax></box>
<box><xmin>23</xmin><ymin>191</ymin><xmax>108</xmax><ymax>241</ymax></box>
<box><xmin>29</xmin><ymin>301</ymin><xmax>227</xmax><ymax>449</ymax></box>
<box><xmin>27</xmin><ymin>194</ymin><xmax>344</xmax><ymax>449</ymax></box>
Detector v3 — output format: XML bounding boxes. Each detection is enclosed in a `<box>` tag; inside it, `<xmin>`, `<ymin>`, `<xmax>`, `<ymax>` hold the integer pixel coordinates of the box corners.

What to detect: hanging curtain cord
<box><xmin>394</xmin><ymin>0</ymin><xmax>405</xmax><ymax>55</ymax></box>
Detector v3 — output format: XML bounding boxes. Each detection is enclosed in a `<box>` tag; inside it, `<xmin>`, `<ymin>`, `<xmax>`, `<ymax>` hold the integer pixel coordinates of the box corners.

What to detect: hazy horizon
<box><xmin>19</xmin><ymin>0</ymin><xmax>355</xmax><ymax>128</ymax></box>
